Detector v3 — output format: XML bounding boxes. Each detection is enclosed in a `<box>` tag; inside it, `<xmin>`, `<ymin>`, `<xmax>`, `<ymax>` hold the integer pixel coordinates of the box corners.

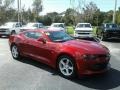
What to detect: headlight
<box><xmin>81</xmin><ymin>54</ymin><xmax>97</xmax><ymax>60</ymax></box>
<box><xmin>81</xmin><ymin>53</ymin><xmax>111</xmax><ymax>61</ymax></box>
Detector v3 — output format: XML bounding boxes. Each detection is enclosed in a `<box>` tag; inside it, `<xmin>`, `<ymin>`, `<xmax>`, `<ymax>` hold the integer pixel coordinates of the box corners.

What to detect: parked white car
<box><xmin>0</xmin><ymin>22</ymin><xmax>22</xmax><ymax>37</ymax></box>
<box><xmin>74</xmin><ymin>23</ymin><xmax>93</xmax><ymax>38</ymax></box>
<box><xmin>48</xmin><ymin>23</ymin><xmax>66</xmax><ymax>32</ymax></box>
<box><xmin>20</xmin><ymin>22</ymin><xmax>44</xmax><ymax>32</ymax></box>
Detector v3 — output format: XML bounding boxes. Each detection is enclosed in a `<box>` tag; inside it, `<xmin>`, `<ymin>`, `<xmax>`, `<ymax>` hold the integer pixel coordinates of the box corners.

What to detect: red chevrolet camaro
<box><xmin>9</xmin><ymin>29</ymin><xmax>111</xmax><ymax>78</ymax></box>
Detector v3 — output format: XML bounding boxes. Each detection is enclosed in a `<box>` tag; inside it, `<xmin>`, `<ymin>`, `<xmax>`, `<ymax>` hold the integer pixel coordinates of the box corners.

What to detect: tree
<box><xmin>83</xmin><ymin>1</ymin><xmax>98</xmax><ymax>24</ymax></box>
<box><xmin>70</xmin><ymin>0</ymin><xmax>86</xmax><ymax>24</ymax></box>
<box><xmin>4</xmin><ymin>0</ymin><xmax>15</xmax><ymax>8</ymax></box>
<box><xmin>116</xmin><ymin>7</ymin><xmax>120</xmax><ymax>24</ymax></box>
<box><xmin>32</xmin><ymin>0</ymin><xmax>42</xmax><ymax>21</ymax></box>
<box><xmin>63</xmin><ymin>8</ymin><xmax>77</xmax><ymax>25</ymax></box>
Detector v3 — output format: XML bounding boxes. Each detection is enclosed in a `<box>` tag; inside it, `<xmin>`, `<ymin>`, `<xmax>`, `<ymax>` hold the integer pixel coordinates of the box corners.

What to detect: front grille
<box><xmin>78</xmin><ymin>33</ymin><xmax>90</xmax><ymax>34</ymax></box>
<box><xmin>0</xmin><ymin>29</ymin><xmax>8</xmax><ymax>32</ymax></box>
<box><xmin>91</xmin><ymin>62</ymin><xmax>108</xmax><ymax>71</ymax></box>
<box><xmin>76</xmin><ymin>30</ymin><xmax>92</xmax><ymax>32</ymax></box>
<box><xmin>97</xmin><ymin>54</ymin><xmax>108</xmax><ymax>58</ymax></box>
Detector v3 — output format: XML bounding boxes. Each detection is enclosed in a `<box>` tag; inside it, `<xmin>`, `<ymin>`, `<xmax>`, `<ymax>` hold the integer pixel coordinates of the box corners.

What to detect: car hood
<box><xmin>75</xmin><ymin>27</ymin><xmax>92</xmax><ymax>31</ymax></box>
<box><xmin>62</xmin><ymin>40</ymin><xmax>108</xmax><ymax>54</ymax></box>
<box><xmin>0</xmin><ymin>26</ymin><xmax>12</xmax><ymax>29</ymax></box>
<box><xmin>48</xmin><ymin>27</ymin><xmax>65</xmax><ymax>31</ymax></box>
<box><xmin>20</xmin><ymin>26</ymin><xmax>36</xmax><ymax>30</ymax></box>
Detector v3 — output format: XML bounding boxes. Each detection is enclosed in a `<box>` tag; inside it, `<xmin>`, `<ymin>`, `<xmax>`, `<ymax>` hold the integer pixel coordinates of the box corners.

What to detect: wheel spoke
<box><xmin>68</xmin><ymin>66</ymin><xmax>73</xmax><ymax>70</ymax></box>
<box><xmin>59</xmin><ymin>57</ymin><xmax>74</xmax><ymax>76</ymax></box>
<box><xmin>65</xmin><ymin>69</ymin><xmax>70</xmax><ymax>75</ymax></box>
<box><xmin>61</xmin><ymin>67</ymin><xmax>66</xmax><ymax>71</ymax></box>
<box><xmin>12</xmin><ymin>46</ymin><xmax>18</xmax><ymax>58</ymax></box>
<box><xmin>66</xmin><ymin>59</ymin><xmax>69</xmax><ymax>65</ymax></box>
<box><xmin>61</xmin><ymin>60</ymin><xmax>65</xmax><ymax>66</ymax></box>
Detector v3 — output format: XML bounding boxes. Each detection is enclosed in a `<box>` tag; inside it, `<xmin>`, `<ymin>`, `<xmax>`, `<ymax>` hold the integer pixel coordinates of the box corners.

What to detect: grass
<box><xmin>66</xmin><ymin>26</ymin><xmax>74</xmax><ymax>35</ymax></box>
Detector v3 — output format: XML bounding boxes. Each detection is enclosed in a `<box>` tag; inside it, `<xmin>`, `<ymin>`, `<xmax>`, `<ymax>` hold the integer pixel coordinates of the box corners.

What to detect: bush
<box><xmin>66</xmin><ymin>26</ymin><xmax>74</xmax><ymax>35</ymax></box>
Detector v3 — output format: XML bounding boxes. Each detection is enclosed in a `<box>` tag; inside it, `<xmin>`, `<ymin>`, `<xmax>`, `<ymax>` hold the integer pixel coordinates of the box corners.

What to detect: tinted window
<box><xmin>24</xmin><ymin>31</ymin><xmax>42</xmax><ymax>39</ymax></box>
<box><xmin>15</xmin><ymin>23</ymin><xmax>20</xmax><ymax>27</ymax></box>
<box><xmin>105</xmin><ymin>24</ymin><xmax>117</xmax><ymax>28</ymax></box>
<box><xmin>53</xmin><ymin>24</ymin><xmax>64</xmax><ymax>28</ymax></box>
<box><xmin>33</xmin><ymin>24</ymin><xmax>38</xmax><ymax>28</ymax></box>
<box><xmin>39</xmin><ymin>23</ymin><xmax>43</xmax><ymax>28</ymax></box>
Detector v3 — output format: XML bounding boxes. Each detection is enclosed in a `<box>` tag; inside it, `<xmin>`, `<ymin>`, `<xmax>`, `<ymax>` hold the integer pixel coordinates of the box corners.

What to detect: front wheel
<box><xmin>11</xmin><ymin>45</ymin><xmax>21</xmax><ymax>60</ymax></box>
<box><xmin>57</xmin><ymin>55</ymin><xmax>76</xmax><ymax>78</ymax></box>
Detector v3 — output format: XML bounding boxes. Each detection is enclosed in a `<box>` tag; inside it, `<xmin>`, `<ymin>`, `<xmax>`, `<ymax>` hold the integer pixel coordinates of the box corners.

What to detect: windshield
<box><xmin>106</xmin><ymin>24</ymin><xmax>118</xmax><ymax>28</ymax></box>
<box><xmin>45</xmin><ymin>31</ymin><xmax>74</xmax><ymax>42</ymax></box>
<box><xmin>26</xmin><ymin>23</ymin><xmax>38</xmax><ymax>27</ymax></box>
<box><xmin>77</xmin><ymin>24</ymin><xmax>91</xmax><ymax>28</ymax></box>
<box><xmin>52</xmin><ymin>24</ymin><xmax>64</xmax><ymax>28</ymax></box>
<box><xmin>3</xmin><ymin>22</ymin><xmax>15</xmax><ymax>28</ymax></box>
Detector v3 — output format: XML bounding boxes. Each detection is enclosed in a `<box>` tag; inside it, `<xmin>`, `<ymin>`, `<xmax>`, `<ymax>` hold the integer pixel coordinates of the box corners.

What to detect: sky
<box><xmin>13</xmin><ymin>0</ymin><xmax>120</xmax><ymax>15</ymax></box>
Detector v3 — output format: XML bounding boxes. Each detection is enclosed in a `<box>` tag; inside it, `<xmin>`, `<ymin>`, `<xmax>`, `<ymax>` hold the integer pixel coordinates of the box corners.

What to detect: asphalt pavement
<box><xmin>0</xmin><ymin>38</ymin><xmax>120</xmax><ymax>90</ymax></box>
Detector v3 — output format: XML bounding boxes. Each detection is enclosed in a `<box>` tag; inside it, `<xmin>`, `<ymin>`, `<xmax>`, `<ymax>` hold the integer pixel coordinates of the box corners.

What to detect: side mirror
<box><xmin>38</xmin><ymin>38</ymin><xmax>46</xmax><ymax>44</ymax></box>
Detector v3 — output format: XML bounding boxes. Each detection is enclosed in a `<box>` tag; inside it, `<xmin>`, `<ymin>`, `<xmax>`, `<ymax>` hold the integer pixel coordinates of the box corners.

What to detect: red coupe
<box><xmin>9</xmin><ymin>29</ymin><xmax>110</xmax><ymax>78</ymax></box>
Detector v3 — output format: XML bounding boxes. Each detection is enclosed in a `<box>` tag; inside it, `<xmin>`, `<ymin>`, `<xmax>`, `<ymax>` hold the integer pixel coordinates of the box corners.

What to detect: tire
<box><xmin>11</xmin><ymin>30</ymin><xmax>16</xmax><ymax>35</ymax></box>
<box><xmin>57</xmin><ymin>55</ymin><xmax>76</xmax><ymax>78</ymax></box>
<box><xmin>11</xmin><ymin>45</ymin><xmax>21</xmax><ymax>60</ymax></box>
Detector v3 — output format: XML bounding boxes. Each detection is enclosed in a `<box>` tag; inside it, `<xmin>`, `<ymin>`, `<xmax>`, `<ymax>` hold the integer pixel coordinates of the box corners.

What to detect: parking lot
<box><xmin>0</xmin><ymin>38</ymin><xmax>120</xmax><ymax>90</ymax></box>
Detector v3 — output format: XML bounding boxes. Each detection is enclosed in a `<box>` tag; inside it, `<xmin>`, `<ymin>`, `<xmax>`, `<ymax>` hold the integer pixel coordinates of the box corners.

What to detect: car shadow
<box><xmin>19</xmin><ymin>57</ymin><xmax>57</xmax><ymax>75</ymax></box>
<box><xmin>70</xmin><ymin>68</ymin><xmax>120</xmax><ymax>89</ymax></box>
<box><xmin>18</xmin><ymin>58</ymin><xmax>120</xmax><ymax>89</ymax></box>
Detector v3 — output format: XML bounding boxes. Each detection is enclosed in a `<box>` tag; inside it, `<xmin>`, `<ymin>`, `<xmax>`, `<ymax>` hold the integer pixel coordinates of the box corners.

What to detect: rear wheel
<box><xmin>57</xmin><ymin>55</ymin><xmax>76</xmax><ymax>78</ymax></box>
<box><xmin>11</xmin><ymin>45</ymin><xmax>21</xmax><ymax>60</ymax></box>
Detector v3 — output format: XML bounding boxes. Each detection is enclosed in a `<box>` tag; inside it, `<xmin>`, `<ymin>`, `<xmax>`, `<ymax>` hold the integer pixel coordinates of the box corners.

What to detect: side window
<box><xmin>24</xmin><ymin>32</ymin><xmax>42</xmax><ymax>39</ymax></box>
<box><xmin>39</xmin><ymin>24</ymin><xmax>43</xmax><ymax>28</ymax></box>
<box><xmin>33</xmin><ymin>24</ymin><xmax>38</xmax><ymax>28</ymax></box>
<box><xmin>15</xmin><ymin>23</ymin><xmax>20</xmax><ymax>27</ymax></box>
<box><xmin>59</xmin><ymin>24</ymin><xmax>64</xmax><ymax>28</ymax></box>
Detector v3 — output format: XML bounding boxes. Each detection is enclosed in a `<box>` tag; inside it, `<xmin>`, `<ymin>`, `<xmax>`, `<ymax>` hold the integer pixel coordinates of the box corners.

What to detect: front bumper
<box><xmin>74</xmin><ymin>31</ymin><xmax>93</xmax><ymax>38</ymax></box>
<box><xmin>76</xmin><ymin>56</ymin><xmax>110</xmax><ymax>76</ymax></box>
<box><xmin>104</xmin><ymin>30</ymin><xmax>120</xmax><ymax>38</ymax></box>
<box><xmin>0</xmin><ymin>30</ymin><xmax>10</xmax><ymax>36</ymax></box>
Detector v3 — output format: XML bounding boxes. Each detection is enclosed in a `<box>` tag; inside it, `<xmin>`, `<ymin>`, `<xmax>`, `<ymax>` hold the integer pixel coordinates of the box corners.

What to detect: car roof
<box><xmin>77</xmin><ymin>23</ymin><xmax>91</xmax><ymax>24</ymax></box>
<box><xmin>51</xmin><ymin>23</ymin><xmax>65</xmax><ymax>25</ymax></box>
<box><xmin>27</xmin><ymin>22</ymin><xmax>43</xmax><ymax>24</ymax></box>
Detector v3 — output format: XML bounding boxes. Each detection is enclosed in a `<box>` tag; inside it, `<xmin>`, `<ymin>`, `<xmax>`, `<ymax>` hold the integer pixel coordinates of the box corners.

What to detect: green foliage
<box><xmin>4</xmin><ymin>0</ymin><xmax>15</xmax><ymax>8</ymax></box>
<box><xmin>32</xmin><ymin>0</ymin><xmax>42</xmax><ymax>21</ymax></box>
<box><xmin>32</xmin><ymin>0</ymin><xmax>42</xmax><ymax>14</ymax></box>
<box><xmin>66</xmin><ymin>26</ymin><xmax>74</xmax><ymax>34</ymax></box>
